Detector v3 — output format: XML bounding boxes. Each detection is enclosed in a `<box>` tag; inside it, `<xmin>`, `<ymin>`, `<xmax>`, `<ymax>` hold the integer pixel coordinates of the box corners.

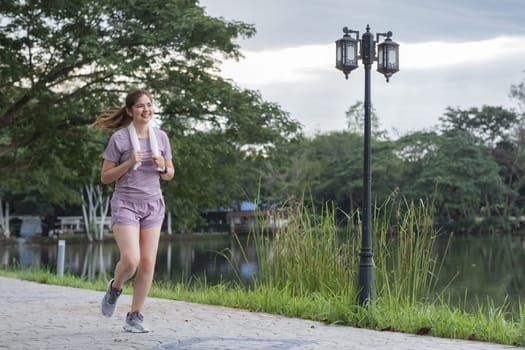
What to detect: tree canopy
<box><xmin>0</xmin><ymin>0</ymin><xmax>301</xmax><ymax>227</ymax></box>
<box><xmin>2</xmin><ymin>1</ymin><xmax>525</xmax><ymax>234</ymax></box>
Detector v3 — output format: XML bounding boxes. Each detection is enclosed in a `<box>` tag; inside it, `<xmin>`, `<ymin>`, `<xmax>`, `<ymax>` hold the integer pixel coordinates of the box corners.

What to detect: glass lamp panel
<box><xmin>378</xmin><ymin>47</ymin><xmax>384</xmax><ymax>69</ymax></box>
<box><xmin>387</xmin><ymin>46</ymin><xmax>398</xmax><ymax>68</ymax></box>
<box><xmin>345</xmin><ymin>43</ymin><xmax>356</xmax><ymax>65</ymax></box>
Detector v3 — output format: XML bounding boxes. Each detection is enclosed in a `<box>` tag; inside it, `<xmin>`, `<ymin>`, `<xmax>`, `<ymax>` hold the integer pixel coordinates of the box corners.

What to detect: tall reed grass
<box><xmin>254</xmin><ymin>194</ymin><xmax>446</xmax><ymax>307</ymax></box>
<box><xmin>255</xmin><ymin>201</ymin><xmax>357</xmax><ymax>301</ymax></box>
<box><xmin>374</xmin><ymin>194</ymin><xmax>447</xmax><ymax>305</ymax></box>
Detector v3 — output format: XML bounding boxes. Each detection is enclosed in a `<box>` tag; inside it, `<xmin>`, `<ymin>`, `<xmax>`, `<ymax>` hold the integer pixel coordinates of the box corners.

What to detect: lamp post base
<box><xmin>356</xmin><ymin>252</ymin><xmax>375</xmax><ymax>305</ymax></box>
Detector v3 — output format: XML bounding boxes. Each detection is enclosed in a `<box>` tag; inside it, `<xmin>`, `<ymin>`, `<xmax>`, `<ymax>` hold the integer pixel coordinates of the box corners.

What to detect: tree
<box><xmin>259</xmin><ymin>131</ymin><xmax>403</xmax><ymax>221</ymax></box>
<box><xmin>407</xmin><ymin>130</ymin><xmax>504</xmax><ymax>226</ymax></box>
<box><xmin>492</xmin><ymin>137</ymin><xmax>525</xmax><ymax>217</ymax></box>
<box><xmin>496</xmin><ymin>76</ymin><xmax>525</xmax><ymax>216</ymax></box>
<box><xmin>81</xmin><ymin>183</ymin><xmax>109</xmax><ymax>241</ymax></box>
<box><xmin>306</xmin><ymin>132</ymin><xmax>363</xmax><ymax>213</ymax></box>
<box><xmin>440</xmin><ymin>104</ymin><xmax>522</xmax><ymax>220</ymax></box>
<box><xmin>510</xmin><ymin>74</ymin><xmax>525</xmax><ymax>114</ymax></box>
<box><xmin>257</xmin><ymin>136</ymin><xmax>323</xmax><ymax>206</ymax></box>
<box><xmin>0</xmin><ymin>0</ymin><xmax>301</xmax><ymax>232</ymax></box>
<box><xmin>345</xmin><ymin>100</ymin><xmax>385</xmax><ymax>139</ymax></box>
<box><xmin>440</xmin><ymin>106</ymin><xmax>517</xmax><ymax>147</ymax></box>
<box><xmin>394</xmin><ymin>130</ymin><xmax>442</xmax><ymax>198</ymax></box>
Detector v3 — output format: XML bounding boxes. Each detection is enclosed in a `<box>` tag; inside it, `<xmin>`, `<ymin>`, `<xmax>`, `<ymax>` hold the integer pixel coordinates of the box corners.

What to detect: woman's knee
<box><xmin>137</xmin><ymin>255</ymin><xmax>157</xmax><ymax>273</ymax></box>
<box><xmin>120</xmin><ymin>253</ymin><xmax>140</xmax><ymax>271</ymax></box>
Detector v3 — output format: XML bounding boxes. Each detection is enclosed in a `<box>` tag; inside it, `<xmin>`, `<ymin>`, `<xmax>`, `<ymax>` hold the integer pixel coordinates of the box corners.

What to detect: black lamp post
<box><xmin>335</xmin><ymin>24</ymin><xmax>399</xmax><ymax>306</ymax></box>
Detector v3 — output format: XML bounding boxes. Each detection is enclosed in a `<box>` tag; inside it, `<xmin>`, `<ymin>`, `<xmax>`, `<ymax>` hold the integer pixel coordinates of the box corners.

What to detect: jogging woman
<box><xmin>91</xmin><ymin>88</ymin><xmax>174</xmax><ymax>332</ymax></box>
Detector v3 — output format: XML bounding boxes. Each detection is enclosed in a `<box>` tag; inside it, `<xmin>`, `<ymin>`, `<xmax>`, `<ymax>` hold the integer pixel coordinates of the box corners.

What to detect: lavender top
<box><xmin>103</xmin><ymin>127</ymin><xmax>172</xmax><ymax>203</ymax></box>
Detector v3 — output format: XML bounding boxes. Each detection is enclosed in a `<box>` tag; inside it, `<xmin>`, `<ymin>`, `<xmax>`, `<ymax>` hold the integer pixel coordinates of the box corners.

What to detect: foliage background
<box><xmin>1</xmin><ymin>0</ymin><xmax>525</xmax><ymax>233</ymax></box>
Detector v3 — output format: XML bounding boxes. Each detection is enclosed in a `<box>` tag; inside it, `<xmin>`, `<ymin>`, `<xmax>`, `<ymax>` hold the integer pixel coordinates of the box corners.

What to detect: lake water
<box><xmin>2</xmin><ymin>233</ymin><xmax>524</xmax><ymax>313</ymax></box>
<box><xmin>0</xmin><ymin>235</ymin><xmax>258</xmax><ymax>284</ymax></box>
<box><xmin>434</xmin><ymin>234</ymin><xmax>525</xmax><ymax>312</ymax></box>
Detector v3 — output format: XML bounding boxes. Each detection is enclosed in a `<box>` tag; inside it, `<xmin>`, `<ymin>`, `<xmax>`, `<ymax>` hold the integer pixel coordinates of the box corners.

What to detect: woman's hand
<box><xmin>152</xmin><ymin>155</ymin><xmax>166</xmax><ymax>171</ymax></box>
<box><xmin>130</xmin><ymin>150</ymin><xmax>145</xmax><ymax>165</ymax></box>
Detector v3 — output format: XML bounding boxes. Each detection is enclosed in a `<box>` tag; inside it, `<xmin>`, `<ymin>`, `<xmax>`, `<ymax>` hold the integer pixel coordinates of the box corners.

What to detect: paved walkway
<box><xmin>0</xmin><ymin>276</ymin><xmax>522</xmax><ymax>350</ymax></box>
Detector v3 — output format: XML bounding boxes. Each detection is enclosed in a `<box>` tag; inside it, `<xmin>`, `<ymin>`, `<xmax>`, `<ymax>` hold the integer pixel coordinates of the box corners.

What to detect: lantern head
<box><xmin>377</xmin><ymin>31</ymin><xmax>399</xmax><ymax>82</ymax></box>
<box><xmin>335</xmin><ymin>27</ymin><xmax>359</xmax><ymax>79</ymax></box>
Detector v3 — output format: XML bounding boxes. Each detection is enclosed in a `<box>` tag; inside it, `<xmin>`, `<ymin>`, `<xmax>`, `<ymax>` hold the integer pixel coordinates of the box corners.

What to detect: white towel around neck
<box><xmin>128</xmin><ymin>123</ymin><xmax>161</xmax><ymax>170</ymax></box>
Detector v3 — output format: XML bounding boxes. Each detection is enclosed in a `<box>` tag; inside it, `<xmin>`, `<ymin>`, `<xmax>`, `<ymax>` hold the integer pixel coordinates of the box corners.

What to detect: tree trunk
<box><xmin>82</xmin><ymin>199</ymin><xmax>94</xmax><ymax>242</ymax></box>
<box><xmin>97</xmin><ymin>185</ymin><xmax>110</xmax><ymax>241</ymax></box>
<box><xmin>166</xmin><ymin>210</ymin><xmax>172</xmax><ymax>235</ymax></box>
<box><xmin>0</xmin><ymin>199</ymin><xmax>11</xmax><ymax>238</ymax></box>
<box><xmin>81</xmin><ymin>184</ymin><xmax>109</xmax><ymax>242</ymax></box>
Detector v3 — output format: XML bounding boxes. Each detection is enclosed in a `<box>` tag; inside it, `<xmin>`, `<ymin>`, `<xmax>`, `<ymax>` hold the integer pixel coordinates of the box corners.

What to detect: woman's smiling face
<box><xmin>128</xmin><ymin>94</ymin><xmax>154</xmax><ymax>124</ymax></box>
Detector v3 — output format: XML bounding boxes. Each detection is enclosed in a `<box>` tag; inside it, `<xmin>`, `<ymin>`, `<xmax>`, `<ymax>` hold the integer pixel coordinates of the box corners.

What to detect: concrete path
<box><xmin>0</xmin><ymin>276</ymin><xmax>522</xmax><ymax>350</ymax></box>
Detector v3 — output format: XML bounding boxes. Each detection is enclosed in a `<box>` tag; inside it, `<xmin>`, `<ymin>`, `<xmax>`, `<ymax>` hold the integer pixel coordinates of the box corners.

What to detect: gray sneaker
<box><xmin>123</xmin><ymin>311</ymin><xmax>150</xmax><ymax>333</ymax></box>
<box><xmin>101</xmin><ymin>279</ymin><xmax>122</xmax><ymax>318</ymax></box>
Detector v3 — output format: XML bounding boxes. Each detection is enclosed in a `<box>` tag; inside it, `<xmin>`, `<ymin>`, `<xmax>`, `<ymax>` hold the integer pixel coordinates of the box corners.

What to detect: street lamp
<box><xmin>335</xmin><ymin>24</ymin><xmax>399</xmax><ymax>306</ymax></box>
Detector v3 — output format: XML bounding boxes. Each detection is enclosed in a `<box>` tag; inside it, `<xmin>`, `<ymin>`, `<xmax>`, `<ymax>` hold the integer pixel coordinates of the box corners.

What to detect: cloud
<box><xmin>219</xmin><ymin>44</ymin><xmax>332</xmax><ymax>86</ymax></box>
<box><xmin>403</xmin><ymin>36</ymin><xmax>525</xmax><ymax>70</ymax></box>
<box><xmin>219</xmin><ymin>36</ymin><xmax>525</xmax><ymax>86</ymax></box>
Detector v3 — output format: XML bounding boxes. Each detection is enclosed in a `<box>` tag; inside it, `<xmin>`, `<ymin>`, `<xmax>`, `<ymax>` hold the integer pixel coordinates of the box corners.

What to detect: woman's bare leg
<box><xmin>112</xmin><ymin>225</ymin><xmax>140</xmax><ymax>289</ymax></box>
<box><xmin>130</xmin><ymin>225</ymin><xmax>161</xmax><ymax>312</ymax></box>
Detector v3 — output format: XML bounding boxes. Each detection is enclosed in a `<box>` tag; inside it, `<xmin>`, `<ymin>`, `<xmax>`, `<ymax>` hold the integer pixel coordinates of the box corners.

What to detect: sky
<box><xmin>198</xmin><ymin>0</ymin><xmax>525</xmax><ymax>138</ymax></box>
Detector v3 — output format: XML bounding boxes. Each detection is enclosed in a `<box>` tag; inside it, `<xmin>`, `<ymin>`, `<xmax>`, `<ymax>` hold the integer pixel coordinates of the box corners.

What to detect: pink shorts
<box><xmin>111</xmin><ymin>198</ymin><xmax>165</xmax><ymax>228</ymax></box>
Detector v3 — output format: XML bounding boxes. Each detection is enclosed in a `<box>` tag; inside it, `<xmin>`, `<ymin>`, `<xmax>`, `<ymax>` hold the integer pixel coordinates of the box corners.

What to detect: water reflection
<box><xmin>434</xmin><ymin>234</ymin><xmax>525</xmax><ymax>313</ymax></box>
<box><xmin>0</xmin><ymin>236</ymin><xmax>258</xmax><ymax>285</ymax></box>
